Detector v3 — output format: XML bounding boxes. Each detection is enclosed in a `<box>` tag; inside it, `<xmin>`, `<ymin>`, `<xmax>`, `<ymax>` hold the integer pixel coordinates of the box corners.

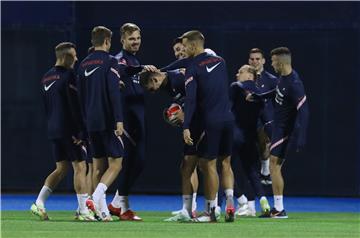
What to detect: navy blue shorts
<box><xmin>50</xmin><ymin>138</ymin><xmax>84</xmax><ymax>162</ymax></box>
<box><xmin>89</xmin><ymin>131</ymin><xmax>124</xmax><ymax>158</ymax></box>
<box><xmin>270</xmin><ymin>128</ymin><xmax>290</xmax><ymax>159</ymax></box>
<box><xmin>184</xmin><ymin>117</ymin><xmax>204</xmax><ymax>156</ymax></box>
<box><xmin>197</xmin><ymin>121</ymin><xmax>234</xmax><ymax>160</ymax></box>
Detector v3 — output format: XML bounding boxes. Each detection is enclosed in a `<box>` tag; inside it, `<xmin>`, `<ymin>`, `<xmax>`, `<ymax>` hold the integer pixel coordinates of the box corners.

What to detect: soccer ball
<box><xmin>163</xmin><ymin>103</ymin><xmax>183</xmax><ymax>126</ymax></box>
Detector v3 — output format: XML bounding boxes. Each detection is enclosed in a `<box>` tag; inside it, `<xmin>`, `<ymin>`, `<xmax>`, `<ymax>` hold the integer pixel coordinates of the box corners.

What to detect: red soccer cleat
<box><xmin>108</xmin><ymin>203</ymin><xmax>121</xmax><ymax>217</ymax></box>
<box><xmin>225</xmin><ymin>206</ymin><xmax>235</xmax><ymax>222</ymax></box>
<box><xmin>119</xmin><ymin>209</ymin><xmax>143</xmax><ymax>221</ymax></box>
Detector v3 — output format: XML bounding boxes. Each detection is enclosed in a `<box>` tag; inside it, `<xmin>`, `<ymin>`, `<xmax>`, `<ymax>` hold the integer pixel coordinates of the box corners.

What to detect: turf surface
<box><xmin>1</xmin><ymin>211</ymin><xmax>359</xmax><ymax>238</ymax></box>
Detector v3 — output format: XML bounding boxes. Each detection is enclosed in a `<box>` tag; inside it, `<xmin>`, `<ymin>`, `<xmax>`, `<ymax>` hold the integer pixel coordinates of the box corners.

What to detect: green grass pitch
<box><xmin>1</xmin><ymin>211</ymin><xmax>359</xmax><ymax>238</ymax></box>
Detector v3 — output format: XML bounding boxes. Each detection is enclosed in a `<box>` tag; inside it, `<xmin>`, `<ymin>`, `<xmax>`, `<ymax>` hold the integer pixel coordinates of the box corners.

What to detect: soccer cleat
<box><xmin>225</xmin><ymin>206</ymin><xmax>235</xmax><ymax>222</ymax></box>
<box><xmin>260</xmin><ymin>174</ymin><xmax>272</xmax><ymax>185</ymax></box>
<box><xmin>164</xmin><ymin>209</ymin><xmax>192</xmax><ymax>222</ymax></box>
<box><xmin>78</xmin><ymin>211</ymin><xmax>97</xmax><ymax>221</ymax></box>
<box><xmin>171</xmin><ymin>209</ymin><xmax>183</xmax><ymax>215</ymax></box>
<box><xmin>108</xmin><ymin>203</ymin><xmax>121</xmax><ymax>216</ymax></box>
<box><xmin>192</xmin><ymin>212</ymin><xmax>212</xmax><ymax>222</ymax></box>
<box><xmin>85</xmin><ymin>198</ymin><xmax>102</xmax><ymax>221</ymax></box>
<box><xmin>172</xmin><ymin>209</ymin><xmax>197</xmax><ymax>218</ymax></box>
<box><xmin>100</xmin><ymin>212</ymin><xmax>113</xmax><ymax>222</ymax></box>
<box><xmin>192</xmin><ymin>207</ymin><xmax>220</xmax><ymax>223</ymax></box>
<box><xmin>260</xmin><ymin>197</ymin><xmax>271</xmax><ymax>216</ymax></box>
<box><xmin>237</xmin><ymin>203</ymin><xmax>256</xmax><ymax>217</ymax></box>
<box><xmin>30</xmin><ymin>203</ymin><xmax>49</xmax><ymax>221</ymax></box>
<box><xmin>270</xmin><ymin>208</ymin><xmax>288</xmax><ymax>219</ymax></box>
<box><xmin>119</xmin><ymin>209</ymin><xmax>143</xmax><ymax>221</ymax></box>
<box><xmin>74</xmin><ymin>210</ymin><xmax>80</xmax><ymax>220</ymax></box>
<box><xmin>236</xmin><ymin>203</ymin><xmax>249</xmax><ymax>216</ymax></box>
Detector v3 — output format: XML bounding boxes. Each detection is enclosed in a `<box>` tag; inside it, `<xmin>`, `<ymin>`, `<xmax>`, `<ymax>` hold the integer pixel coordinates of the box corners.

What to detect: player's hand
<box><xmin>119</xmin><ymin>80</ymin><xmax>125</xmax><ymax>89</ymax></box>
<box><xmin>245</xmin><ymin>93</ymin><xmax>255</xmax><ymax>102</ymax></box>
<box><xmin>170</xmin><ymin>110</ymin><xmax>184</xmax><ymax>124</ymax></box>
<box><xmin>115</xmin><ymin>122</ymin><xmax>124</xmax><ymax>136</ymax></box>
<box><xmin>143</xmin><ymin>65</ymin><xmax>158</xmax><ymax>72</ymax></box>
<box><xmin>183</xmin><ymin>129</ymin><xmax>193</xmax><ymax>145</ymax></box>
<box><xmin>179</xmin><ymin>68</ymin><xmax>186</xmax><ymax>75</ymax></box>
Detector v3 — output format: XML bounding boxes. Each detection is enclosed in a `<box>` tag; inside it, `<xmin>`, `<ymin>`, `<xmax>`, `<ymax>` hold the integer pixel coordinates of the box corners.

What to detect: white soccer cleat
<box><xmin>171</xmin><ymin>209</ymin><xmax>183</xmax><ymax>216</ymax></box>
<box><xmin>236</xmin><ymin>203</ymin><xmax>256</xmax><ymax>217</ymax></box>
<box><xmin>192</xmin><ymin>207</ymin><xmax>221</xmax><ymax>223</ymax></box>
<box><xmin>30</xmin><ymin>203</ymin><xmax>49</xmax><ymax>221</ymax></box>
<box><xmin>164</xmin><ymin>209</ymin><xmax>192</xmax><ymax>222</ymax></box>
<box><xmin>236</xmin><ymin>203</ymin><xmax>249</xmax><ymax>216</ymax></box>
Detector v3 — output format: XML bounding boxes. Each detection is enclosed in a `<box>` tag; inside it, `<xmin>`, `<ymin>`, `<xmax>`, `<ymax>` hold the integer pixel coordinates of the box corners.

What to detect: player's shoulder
<box><xmin>115</xmin><ymin>51</ymin><xmax>129</xmax><ymax>66</ymax></box>
<box><xmin>108</xmin><ymin>54</ymin><xmax>118</xmax><ymax>64</ymax></box>
<box><xmin>42</xmin><ymin>67</ymin><xmax>65</xmax><ymax>84</ymax></box>
<box><xmin>264</xmin><ymin>70</ymin><xmax>277</xmax><ymax>80</ymax></box>
<box><xmin>291</xmin><ymin>70</ymin><xmax>303</xmax><ymax>84</ymax></box>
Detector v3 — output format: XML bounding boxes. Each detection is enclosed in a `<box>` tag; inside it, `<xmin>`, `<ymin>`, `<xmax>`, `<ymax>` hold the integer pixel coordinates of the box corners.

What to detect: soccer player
<box><xmin>31</xmin><ymin>42</ymin><xmax>95</xmax><ymax>221</ymax></box>
<box><xmin>77</xmin><ymin>26</ymin><xmax>124</xmax><ymax>221</ymax></box>
<box><xmin>264</xmin><ymin>47</ymin><xmax>309</xmax><ymax>218</ymax></box>
<box><xmin>168</xmin><ymin>38</ymin><xmax>199</xmax><ymax>217</ymax></box>
<box><xmin>230</xmin><ymin>65</ymin><xmax>271</xmax><ymax>217</ymax></box>
<box><xmin>248</xmin><ymin>48</ymin><xmax>278</xmax><ymax>185</ymax></box>
<box><xmin>139</xmin><ymin>68</ymin><xmax>201</xmax><ymax>221</ymax></box>
<box><xmin>181</xmin><ymin>30</ymin><xmax>235</xmax><ymax>222</ymax></box>
<box><xmin>108</xmin><ymin>23</ymin><xmax>156</xmax><ymax>221</ymax></box>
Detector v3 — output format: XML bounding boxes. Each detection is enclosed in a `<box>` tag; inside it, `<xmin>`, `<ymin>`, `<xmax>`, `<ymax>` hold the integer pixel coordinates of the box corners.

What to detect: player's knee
<box><xmin>108</xmin><ymin>159</ymin><xmax>122</xmax><ymax>172</ymax></box>
<box><xmin>73</xmin><ymin>161</ymin><xmax>86</xmax><ymax>175</ymax></box>
<box><xmin>181</xmin><ymin>164</ymin><xmax>193</xmax><ymax>177</ymax></box>
<box><xmin>221</xmin><ymin>158</ymin><xmax>231</xmax><ymax>170</ymax></box>
<box><xmin>269</xmin><ymin>156</ymin><xmax>281</xmax><ymax>174</ymax></box>
<box><xmin>55</xmin><ymin>162</ymin><xmax>69</xmax><ymax>177</ymax></box>
<box><xmin>199</xmin><ymin>160</ymin><xmax>216</xmax><ymax>174</ymax></box>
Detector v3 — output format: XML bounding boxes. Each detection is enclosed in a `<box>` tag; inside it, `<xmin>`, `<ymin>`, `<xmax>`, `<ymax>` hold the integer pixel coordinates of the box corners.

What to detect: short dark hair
<box><xmin>139</xmin><ymin>70</ymin><xmax>158</xmax><ymax>89</ymax></box>
<box><xmin>55</xmin><ymin>42</ymin><xmax>75</xmax><ymax>59</ymax></box>
<box><xmin>173</xmin><ymin>37</ymin><xmax>182</xmax><ymax>46</ymax></box>
<box><xmin>249</xmin><ymin>48</ymin><xmax>264</xmax><ymax>58</ymax></box>
<box><xmin>91</xmin><ymin>26</ymin><xmax>112</xmax><ymax>47</ymax></box>
<box><xmin>179</xmin><ymin>30</ymin><xmax>205</xmax><ymax>44</ymax></box>
<box><xmin>55</xmin><ymin>42</ymin><xmax>76</xmax><ymax>68</ymax></box>
<box><xmin>270</xmin><ymin>47</ymin><xmax>291</xmax><ymax>57</ymax></box>
<box><xmin>120</xmin><ymin>23</ymin><xmax>141</xmax><ymax>39</ymax></box>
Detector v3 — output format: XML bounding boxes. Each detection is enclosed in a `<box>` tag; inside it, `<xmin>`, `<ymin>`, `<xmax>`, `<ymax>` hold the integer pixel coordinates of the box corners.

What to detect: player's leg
<box><xmin>219</xmin><ymin>121</ymin><xmax>235</xmax><ymax>222</ymax></box>
<box><xmin>181</xmin><ymin>155</ymin><xmax>198</xmax><ymax>213</ymax></box>
<box><xmin>267</xmin><ymin>131</ymin><xmax>289</xmax><ymax>218</ymax></box>
<box><xmin>165</xmin><ymin>155</ymin><xmax>198</xmax><ymax>222</ymax></box>
<box><xmin>198</xmin><ymin>158</ymin><xmax>219</xmax><ymax>220</ymax></box>
<box><xmin>97</xmin><ymin>131</ymin><xmax>124</xmax><ymax>221</ymax></box>
<box><xmin>190</xmin><ymin>168</ymin><xmax>199</xmax><ymax>214</ymax></box>
<box><xmin>258</xmin><ymin>127</ymin><xmax>271</xmax><ymax>185</ymax></box>
<box><xmin>31</xmin><ymin>138</ymin><xmax>72</xmax><ymax>220</ymax></box>
<box><xmin>241</xmin><ymin>143</ymin><xmax>270</xmax><ymax>216</ymax></box>
<box><xmin>110</xmin><ymin>110</ymin><xmax>144</xmax><ymax>221</ymax></box>
<box><xmin>269</xmin><ymin>155</ymin><xmax>287</xmax><ymax>217</ymax></box>
<box><xmin>72</xmin><ymin>159</ymin><xmax>96</xmax><ymax>221</ymax></box>
<box><xmin>92</xmin><ymin>158</ymin><xmax>106</xmax><ymax>192</ymax></box>
<box><xmin>87</xmin><ymin>131</ymin><xmax>123</xmax><ymax>221</ymax></box>
<box><xmin>86</xmin><ymin>161</ymin><xmax>94</xmax><ymax>195</ymax></box>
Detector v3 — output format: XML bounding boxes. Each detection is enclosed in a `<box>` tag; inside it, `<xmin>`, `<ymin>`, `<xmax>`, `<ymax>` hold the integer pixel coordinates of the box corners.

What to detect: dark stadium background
<box><xmin>2</xmin><ymin>1</ymin><xmax>359</xmax><ymax>197</ymax></box>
